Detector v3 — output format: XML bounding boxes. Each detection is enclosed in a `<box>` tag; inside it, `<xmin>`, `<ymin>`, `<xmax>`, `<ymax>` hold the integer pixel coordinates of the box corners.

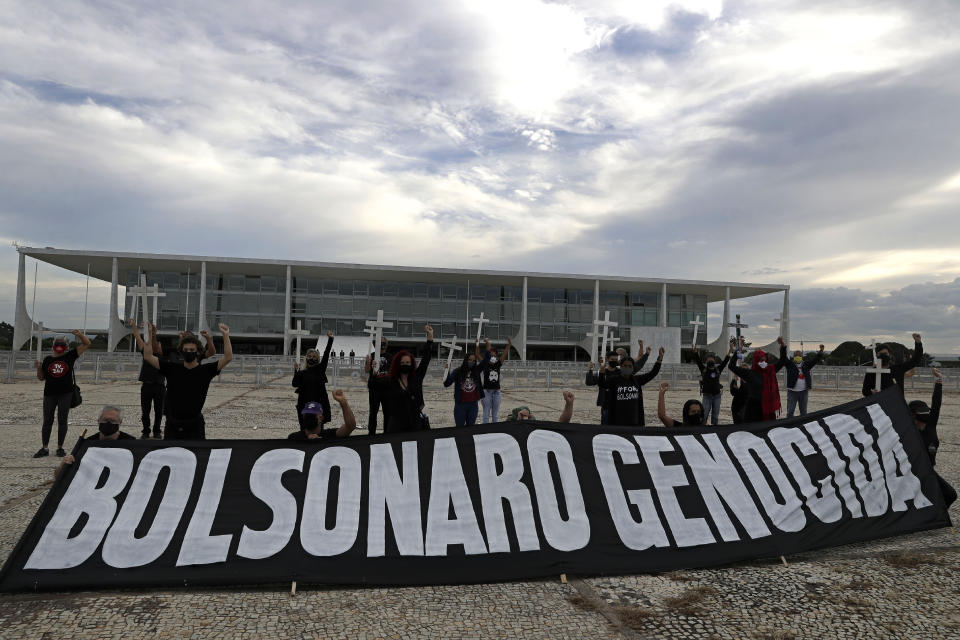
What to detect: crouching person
<box><xmin>506</xmin><ymin>391</ymin><xmax>575</xmax><ymax>423</ymax></box>
<box><xmin>54</xmin><ymin>405</ymin><xmax>135</xmax><ymax>479</ymax></box>
<box><xmin>288</xmin><ymin>390</ymin><xmax>357</xmax><ymax>441</ymax></box>
<box><xmin>657</xmin><ymin>383</ymin><xmax>705</xmax><ymax>427</ymax></box>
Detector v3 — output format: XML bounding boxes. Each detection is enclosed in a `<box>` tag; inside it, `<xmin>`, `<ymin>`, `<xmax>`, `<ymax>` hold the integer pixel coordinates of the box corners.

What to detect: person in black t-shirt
<box><xmin>599</xmin><ymin>348</ymin><xmax>664</xmax><ymax>426</ymax></box>
<box><xmin>287</xmin><ymin>391</ymin><xmax>357</xmax><ymax>441</ymax></box>
<box><xmin>33</xmin><ymin>330</ymin><xmax>91</xmax><ymax>458</ymax></box>
<box><xmin>128</xmin><ymin>319</ymin><xmax>166</xmax><ymax>439</ymax></box>
<box><xmin>365</xmin><ymin>337</ymin><xmax>392</xmax><ymax>435</ymax></box>
<box><xmin>134</xmin><ymin>322</ymin><xmax>233</xmax><ymax>440</ymax></box>
<box><xmin>907</xmin><ymin>369</ymin><xmax>956</xmax><ymax>506</ymax></box>
<box><xmin>477</xmin><ymin>337</ymin><xmax>511</xmax><ymax>423</ymax></box>
<box><xmin>54</xmin><ymin>405</ymin><xmax>135</xmax><ymax>478</ymax></box>
<box><xmin>292</xmin><ymin>331</ymin><xmax>335</xmax><ymax>427</ymax></box>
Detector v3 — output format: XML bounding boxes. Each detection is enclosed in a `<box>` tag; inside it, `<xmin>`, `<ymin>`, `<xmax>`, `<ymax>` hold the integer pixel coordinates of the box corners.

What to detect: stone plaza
<box><xmin>1</xmin><ymin>371</ymin><xmax>958</xmax><ymax>639</ymax></box>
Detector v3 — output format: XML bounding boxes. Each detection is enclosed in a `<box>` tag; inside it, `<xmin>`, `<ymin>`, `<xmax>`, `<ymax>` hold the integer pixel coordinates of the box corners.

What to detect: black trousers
<box><xmin>41</xmin><ymin>392</ymin><xmax>72</xmax><ymax>448</ymax></box>
<box><xmin>368</xmin><ymin>388</ymin><xmax>382</xmax><ymax>436</ymax></box>
<box><xmin>164</xmin><ymin>415</ymin><xmax>206</xmax><ymax>440</ymax></box>
<box><xmin>140</xmin><ymin>383</ymin><xmax>165</xmax><ymax>434</ymax></box>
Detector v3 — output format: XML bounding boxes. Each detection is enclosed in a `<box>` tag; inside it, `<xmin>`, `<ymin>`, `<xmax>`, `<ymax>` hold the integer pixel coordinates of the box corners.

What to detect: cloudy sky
<box><xmin>1</xmin><ymin>0</ymin><xmax>958</xmax><ymax>352</ymax></box>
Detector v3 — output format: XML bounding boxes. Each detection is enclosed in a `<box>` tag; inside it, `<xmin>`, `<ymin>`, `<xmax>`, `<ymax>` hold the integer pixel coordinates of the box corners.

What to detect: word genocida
<box><xmin>26</xmin><ymin>403</ymin><xmax>931</xmax><ymax>570</ymax></box>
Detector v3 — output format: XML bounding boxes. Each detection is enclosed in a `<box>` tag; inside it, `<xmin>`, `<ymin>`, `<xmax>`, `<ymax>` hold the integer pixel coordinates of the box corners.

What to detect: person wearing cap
<box><xmin>288</xmin><ymin>390</ymin><xmax>357</xmax><ymax>440</ymax></box>
<box><xmin>907</xmin><ymin>368</ymin><xmax>956</xmax><ymax>506</ymax></box>
<box><xmin>862</xmin><ymin>333</ymin><xmax>923</xmax><ymax>398</ymax></box>
<box><xmin>54</xmin><ymin>405</ymin><xmax>135</xmax><ymax>479</ymax></box>
<box><xmin>34</xmin><ymin>329</ymin><xmax>91</xmax><ymax>458</ymax></box>
<box><xmin>506</xmin><ymin>391</ymin><xmax>575</xmax><ymax>423</ymax></box>
<box><xmin>293</xmin><ymin>331</ymin><xmax>335</xmax><ymax>428</ymax></box>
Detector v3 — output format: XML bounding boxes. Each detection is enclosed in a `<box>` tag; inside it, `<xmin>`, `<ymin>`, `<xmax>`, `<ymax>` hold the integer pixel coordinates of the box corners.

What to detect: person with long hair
<box><xmin>293</xmin><ymin>331</ymin><xmax>335</xmax><ymax>428</ymax></box>
<box><xmin>444</xmin><ymin>351</ymin><xmax>485</xmax><ymax>426</ymax></box>
<box><xmin>727</xmin><ymin>343</ymin><xmax>785</xmax><ymax>422</ymax></box>
<box><xmin>369</xmin><ymin>325</ymin><xmax>434</xmax><ymax>433</ymax></box>
<box><xmin>477</xmin><ymin>337</ymin><xmax>511</xmax><ymax>423</ymax></box>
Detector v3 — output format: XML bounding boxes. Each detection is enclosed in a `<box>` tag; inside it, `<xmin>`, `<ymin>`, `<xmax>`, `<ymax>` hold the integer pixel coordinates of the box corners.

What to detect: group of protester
<box><xmin>35</xmin><ymin>324</ymin><xmax>947</xmax><ymax>504</ymax></box>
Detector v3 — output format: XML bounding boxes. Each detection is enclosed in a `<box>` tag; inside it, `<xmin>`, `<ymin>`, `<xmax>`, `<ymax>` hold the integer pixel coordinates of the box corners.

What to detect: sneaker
<box><xmin>152</xmin><ymin>430</ymin><xmax>162</xmax><ymax>439</ymax></box>
<box><xmin>56</xmin><ymin>448</ymin><xmax>66</xmax><ymax>457</ymax></box>
<box><xmin>141</xmin><ymin>432</ymin><xmax>152</xmax><ymax>440</ymax></box>
<box><xmin>32</xmin><ymin>447</ymin><xmax>49</xmax><ymax>458</ymax></box>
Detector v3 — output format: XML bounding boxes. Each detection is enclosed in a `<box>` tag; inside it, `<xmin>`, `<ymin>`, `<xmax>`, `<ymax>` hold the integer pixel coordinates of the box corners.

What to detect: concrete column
<box><xmin>660</xmin><ymin>282</ymin><xmax>667</xmax><ymax>328</ymax></box>
<box><xmin>106</xmin><ymin>257</ymin><xmax>131</xmax><ymax>352</ymax></box>
<box><xmin>197</xmin><ymin>261</ymin><xmax>208</xmax><ymax>333</ymax></box>
<box><xmin>11</xmin><ymin>250</ymin><xmax>34</xmax><ymax>352</ymax></box>
<box><xmin>782</xmin><ymin>288</ymin><xmax>790</xmax><ymax>348</ymax></box>
<box><xmin>283</xmin><ymin>265</ymin><xmax>292</xmax><ymax>356</ymax></box>
<box><xmin>519</xmin><ymin>276</ymin><xmax>528</xmax><ymax>361</ymax></box>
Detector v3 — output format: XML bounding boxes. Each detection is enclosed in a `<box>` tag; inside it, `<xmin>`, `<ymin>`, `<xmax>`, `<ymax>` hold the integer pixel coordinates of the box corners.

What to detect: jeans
<box><xmin>787</xmin><ymin>389</ymin><xmax>809</xmax><ymax>417</ymax></box>
<box><xmin>481</xmin><ymin>390</ymin><xmax>502</xmax><ymax>423</ymax></box>
<box><xmin>41</xmin><ymin>392</ymin><xmax>72</xmax><ymax>448</ymax></box>
<box><xmin>702</xmin><ymin>392</ymin><xmax>722</xmax><ymax>426</ymax></box>
<box><xmin>454</xmin><ymin>402</ymin><xmax>479</xmax><ymax>427</ymax></box>
<box><xmin>140</xmin><ymin>383</ymin><xmax>165</xmax><ymax>434</ymax></box>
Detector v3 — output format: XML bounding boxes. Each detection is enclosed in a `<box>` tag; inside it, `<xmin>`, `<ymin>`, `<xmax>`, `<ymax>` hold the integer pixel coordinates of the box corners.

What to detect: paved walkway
<box><xmin>1</xmin><ymin>380</ymin><xmax>958</xmax><ymax>639</ymax></box>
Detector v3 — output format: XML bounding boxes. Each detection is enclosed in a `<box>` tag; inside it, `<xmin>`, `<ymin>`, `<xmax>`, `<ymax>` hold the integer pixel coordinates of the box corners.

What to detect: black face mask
<box><xmin>99</xmin><ymin>421</ymin><xmax>120</xmax><ymax>436</ymax></box>
<box><xmin>682</xmin><ymin>412</ymin><xmax>704</xmax><ymax>426</ymax></box>
<box><xmin>399</xmin><ymin>363</ymin><xmax>413</xmax><ymax>374</ymax></box>
<box><xmin>302</xmin><ymin>415</ymin><xmax>319</xmax><ymax>429</ymax></box>
<box><xmin>914</xmin><ymin>414</ymin><xmax>930</xmax><ymax>424</ymax></box>
<box><xmin>879</xmin><ymin>354</ymin><xmax>890</xmax><ymax>363</ymax></box>
<box><xmin>607</xmin><ymin>361</ymin><xmax>618</xmax><ymax>368</ymax></box>
<box><xmin>306</xmin><ymin>357</ymin><xmax>319</xmax><ymax>366</ymax></box>
<box><xmin>706</xmin><ymin>361</ymin><xmax>716</xmax><ymax>369</ymax></box>
<box><xmin>182</xmin><ymin>351</ymin><xmax>198</xmax><ymax>363</ymax></box>
<box><xmin>620</xmin><ymin>367</ymin><xmax>633</xmax><ymax>378</ymax></box>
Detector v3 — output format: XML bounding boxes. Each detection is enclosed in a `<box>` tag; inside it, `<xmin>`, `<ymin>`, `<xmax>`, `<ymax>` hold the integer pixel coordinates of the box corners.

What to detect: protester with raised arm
<box><xmin>478</xmin><ymin>337</ymin><xmax>511</xmax><ymax>423</ymax></box>
<box><xmin>370</xmin><ymin>326</ymin><xmax>434</xmax><ymax>433</ymax></box>
<box><xmin>727</xmin><ymin>341</ymin><xmax>785</xmax><ymax>422</ymax></box>
<box><xmin>862</xmin><ymin>333</ymin><xmax>923</xmax><ymax>397</ymax></box>
<box><xmin>444</xmin><ymin>351</ymin><xmax>485</xmax><ymax>427</ymax></box>
<box><xmin>137</xmin><ymin>322</ymin><xmax>232</xmax><ymax>440</ymax></box>
<box><xmin>288</xmin><ymin>390</ymin><xmax>357</xmax><ymax>441</ymax></box>
<box><xmin>691</xmin><ymin>342</ymin><xmax>732</xmax><ymax>425</ymax></box>
<box><xmin>781</xmin><ymin>339</ymin><xmax>825</xmax><ymax>417</ymax></box>
<box><xmin>293</xmin><ymin>331</ymin><xmax>335</xmax><ymax>427</ymax></box>
<box><xmin>33</xmin><ymin>330</ymin><xmax>91</xmax><ymax>458</ymax></box>
<box><xmin>128</xmin><ymin>319</ymin><xmax>166</xmax><ymax>439</ymax></box>
<box><xmin>657</xmin><ymin>382</ymin><xmax>705</xmax><ymax>427</ymax></box>
<box><xmin>598</xmin><ymin>347</ymin><xmax>664</xmax><ymax>426</ymax></box>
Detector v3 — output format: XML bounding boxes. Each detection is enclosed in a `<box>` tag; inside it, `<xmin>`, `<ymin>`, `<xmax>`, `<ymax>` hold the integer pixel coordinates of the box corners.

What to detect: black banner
<box><xmin>0</xmin><ymin>388</ymin><xmax>950</xmax><ymax>591</ymax></box>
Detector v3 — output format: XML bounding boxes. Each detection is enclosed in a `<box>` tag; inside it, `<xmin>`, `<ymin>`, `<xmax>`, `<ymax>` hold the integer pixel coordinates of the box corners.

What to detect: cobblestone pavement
<box><xmin>1</xmin><ymin>378</ymin><xmax>958</xmax><ymax>639</ymax></box>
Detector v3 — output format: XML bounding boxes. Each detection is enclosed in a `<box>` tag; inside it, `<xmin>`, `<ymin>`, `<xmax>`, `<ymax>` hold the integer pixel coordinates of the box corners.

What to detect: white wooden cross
<box><xmin>441</xmin><ymin>336</ymin><xmax>463</xmax><ymax>373</ymax></box>
<box><xmin>126</xmin><ymin>275</ymin><xmax>165</xmax><ymax>338</ymax></box>
<box><xmin>288</xmin><ymin>320</ymin><xmax>311</xmax><ymax>365</ymax></box>
<box><xmin>365</xmin><ymin>310</ymin><xmax>394</xmax><ymax>373</ymax></box>
<box><xmin>595</xmin><ymin>311</ymin><xmax>619</xmax><ymax>364</ymax></box>
<box><xmin>866</xmin><ymin>340</ymin><xmax>891</xmax><ymax>392</ymax></box>
<box><xmin>586</xmin><ymin>328</ymin><xmax>603</xmax><ymax>364</ymax></box>
<box><xmin>472</xmin><ymin>312</ymin><xmax>490</xmax><ymax>346</ymax></box>
<box><xmin>689</xmin><ymin>314</ymin><xmax>704</xmax><ymax>349</ymax></box>
<box><xmin>363</xmin><ymin>325</ymin><xmax>377</xmax><ymax>358</ymax></box>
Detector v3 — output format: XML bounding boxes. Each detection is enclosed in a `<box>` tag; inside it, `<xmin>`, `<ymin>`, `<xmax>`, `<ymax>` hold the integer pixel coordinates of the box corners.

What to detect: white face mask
<box><xmin>489</xmin><ymin>357</ymin><xmax>498</xmax><ymax>364</ymax></box>
<box><xmin>757</xmin><ymin>361</ymin><xmax>768</xmax><ymax>369</ymax></box>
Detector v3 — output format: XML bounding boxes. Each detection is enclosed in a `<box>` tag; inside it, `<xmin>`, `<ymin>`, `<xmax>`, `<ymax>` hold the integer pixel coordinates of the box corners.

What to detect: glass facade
<box><xmin>124</xmin><ymin>269</ymin><xmax>708</xmax><ymax>348</ymax></box>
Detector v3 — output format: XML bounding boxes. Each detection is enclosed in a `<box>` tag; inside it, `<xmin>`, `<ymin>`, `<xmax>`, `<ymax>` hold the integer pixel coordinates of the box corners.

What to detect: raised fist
<box><xmin>562</xmin><ymin>390</ymin><xmax>574</xmax><ymax>404</ymax></box>
<box><xmin>659</xmin><ymin>382</ymin><xmax>670</xmax><ymax>393</ymax></box>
